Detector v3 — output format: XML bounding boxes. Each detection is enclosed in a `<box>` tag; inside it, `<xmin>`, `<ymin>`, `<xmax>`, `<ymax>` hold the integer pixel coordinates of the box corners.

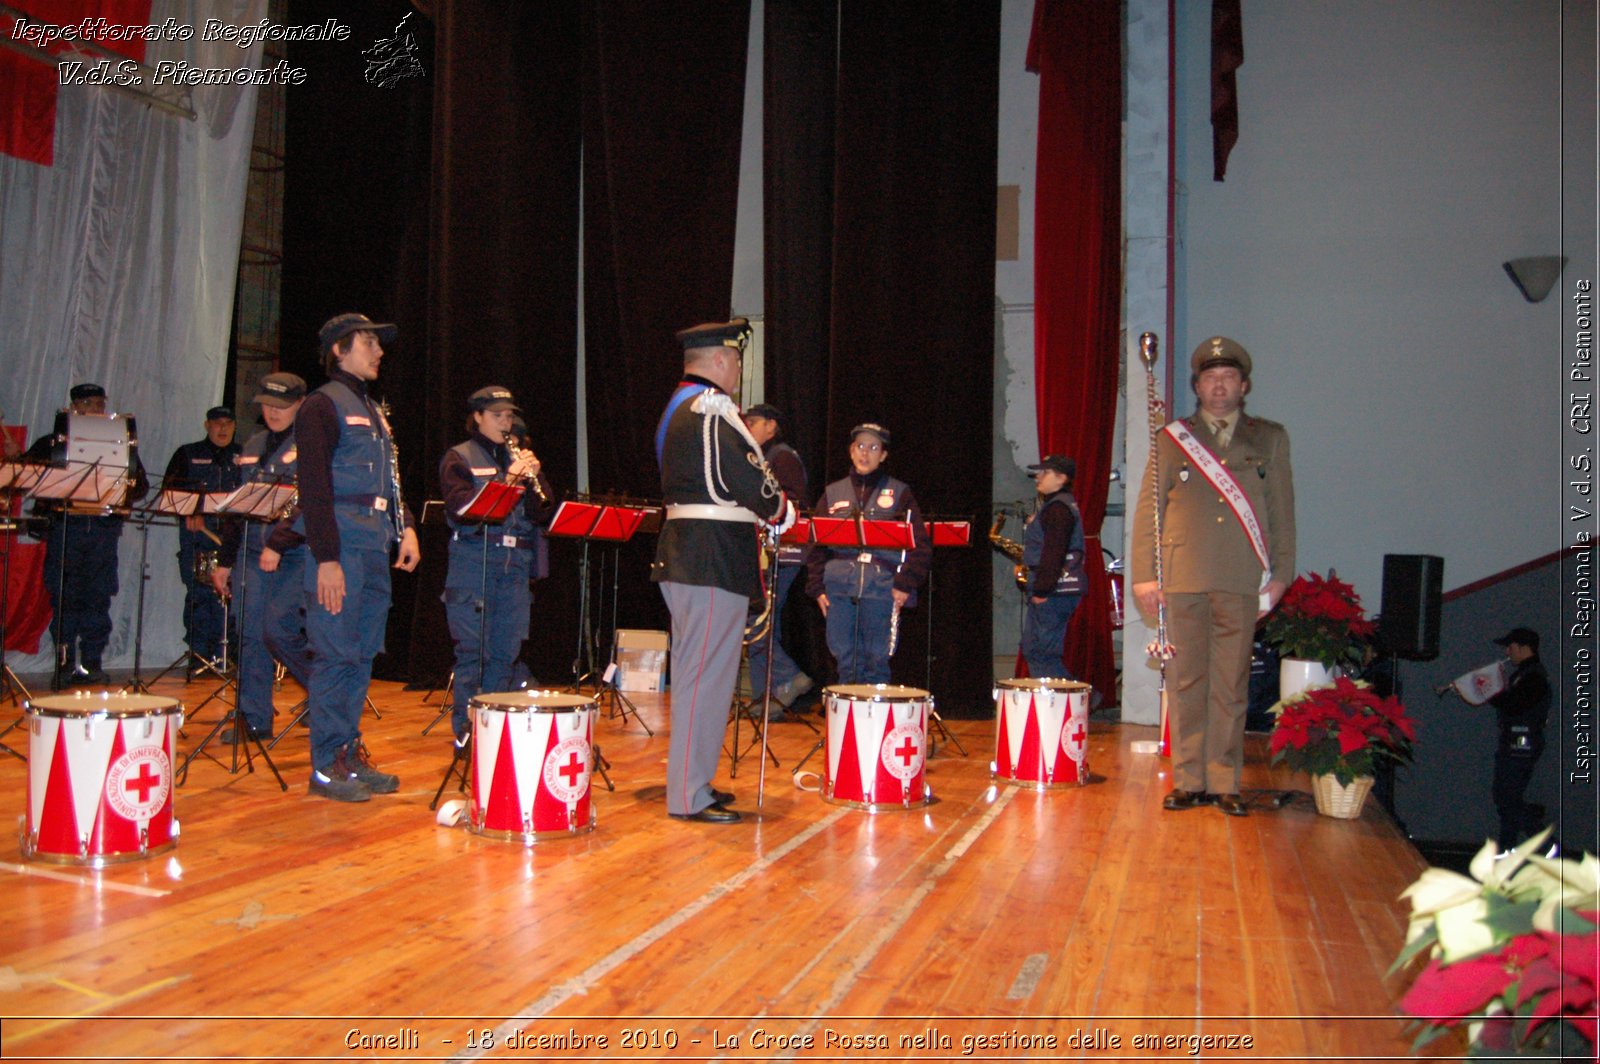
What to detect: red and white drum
<box><xmin>992</xmin><ymin>678</ymin><xmax>1091</xmax><ymax>788</ymax></box>
<box><xmin>823</xmin><ymin>684</ymin><xmax>933</xmax><ymax>810</ymax></box>
<box><xmin>23</xmin><ymin>692</ymin><xmax>183</xmax><ymax>866</ymax></box>
<box><xmin>468</xmin><ymin>691</ymin><xmax>597</xmax><ymax>841</ymax></box>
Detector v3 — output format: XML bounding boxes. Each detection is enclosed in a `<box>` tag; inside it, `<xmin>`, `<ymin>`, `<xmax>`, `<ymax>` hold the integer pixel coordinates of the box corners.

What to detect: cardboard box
<box><xmin>614</xmin><ymin>629</ymin><xmax>668</xmax><ymax>692</ymax></box>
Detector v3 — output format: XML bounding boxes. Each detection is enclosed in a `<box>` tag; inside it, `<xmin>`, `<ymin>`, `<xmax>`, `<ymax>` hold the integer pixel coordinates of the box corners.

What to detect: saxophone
<box><xmin>988</xmin><ymin>511</ymin><xmax>1029</xmax><ymax>592</ymax></box>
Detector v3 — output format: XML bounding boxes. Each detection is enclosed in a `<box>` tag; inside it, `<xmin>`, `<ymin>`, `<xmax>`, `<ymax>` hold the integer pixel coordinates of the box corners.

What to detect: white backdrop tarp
<box><xmin>0</xmin><ymin>0</ymin><xmax>265</xmax><ymax>675</ymax></box>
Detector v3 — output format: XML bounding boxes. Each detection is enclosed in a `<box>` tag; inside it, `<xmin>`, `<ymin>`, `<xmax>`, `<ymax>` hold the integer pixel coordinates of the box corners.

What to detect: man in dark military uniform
<box><xmin>1020</xmin><ymin>453</ymin><xmax>1086</xmax><ymax>680</ymax></box>
<box><xmin>294</xmin><ymin>314</ymin><xmax>421</xmax><ymax>802</ymax></box>
<box><xmin>741</xmin><ymin>403</ymin><xmax>811</xmax><ymax>713</ymax></box>
<box><xmin>163</xmin><ymin>405</ymin><xmax>242</xmax><ymax>671</ymax></box>
<box><xmin>1131</xmin><ymin>337</ymin><xmax>1295</xmax><ymax>817</ymax></box>
<box><xmin>804</xmin><ymin>422</ymin><xmax>931</xmax><ymax>686</ymax></box>
<box><xmin>439</xmin><ymin>385</ymin><xmax>555</xmax><ymax>748</ymax></box>
<box><xmin>24</xmin><ymin>382</ymin><xmax>148</xmax><ymax>687</ymax></box>
<box><xmin>652</xmin><ymin>318</ymin><xmax>793</xmax><ymax>824</ymax></box>
<box><xmin>1485</xmin><ymin>627</ymin><xmax>1552</xmax><ymax>848</ymax></box>
<box><xmin>211</xmin><ymin>373</ymin><xmax>313</xmax><ymax>742</ymax></box>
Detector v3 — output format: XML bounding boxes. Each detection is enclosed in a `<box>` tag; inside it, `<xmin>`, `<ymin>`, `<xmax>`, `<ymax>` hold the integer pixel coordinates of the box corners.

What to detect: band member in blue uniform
<box><xmin>164</xmin><ymin>405</ymin><xmax>242</xmax><ymax>671</ymax></box>
<box><xmin>741</xmin><ymin>403</ymin><xmax>811</xmax><ymax>713</ymax></box>
<box><xmin>211</xmin><ymin>374</ymin><xmax>314</xmax><ymax>741</ymax></box>
<box><xmin>652</xmin><ymin>318</ymin><xmax>793</xmax><ymax>824</ymax></box>
<box><xmin>294</xmin><ymin>314</ymin><xmax>421</xmax><ymax>802</ymax></box>
<box><xmin>804</xmin><ymin>423</ymin><xmax>931</xmax><ymax>686</ymax></box>
<box><xmin>1020</xmin><ymin>454</ymin><xmax>1086</xmax><ymax>680</ymax></box>
<box><xmin>439</xmin><ymin>385</ymin><xmax>555</xmax><ymax>747</ymax></box>
<box><xmin>24</xmin><ymin>382</ymin><xmax>149</xmax><ymax>687</ymax></box>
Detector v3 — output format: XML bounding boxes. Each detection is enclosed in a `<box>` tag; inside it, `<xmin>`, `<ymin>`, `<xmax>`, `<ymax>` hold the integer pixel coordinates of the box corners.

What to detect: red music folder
<box><xmin>927</xmin><ymin>520</ymin><xmax>971</xmax><ymax>547</ymax></box>
<box><xmin>547</xmin><ymin>500</ymin><xmax>603</xmax><ymax>538</ymax></box>
<box><xmin>455</xmin><ymin>480</ymin><xmax>524</xmax><ymax>522</ymax></box>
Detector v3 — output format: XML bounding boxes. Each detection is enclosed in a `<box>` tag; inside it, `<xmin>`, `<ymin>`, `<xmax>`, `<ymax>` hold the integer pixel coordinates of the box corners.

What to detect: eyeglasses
<box><xmin>851</xmin><ymin>440</ymin><xmax>884</xmax><ymax>454</ymax></box>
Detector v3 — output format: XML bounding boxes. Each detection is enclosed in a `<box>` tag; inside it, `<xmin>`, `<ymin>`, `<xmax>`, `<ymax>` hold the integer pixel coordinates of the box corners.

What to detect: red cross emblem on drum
<box><xmin>105</xmin><ymin>745</ymin><xmax>171</xmax><ymax>822</ymax></box>
<box><xmin>542</xmin><ymin>736</ymin><xmax>590</xmax><ymax>805</ymax></box>
<box><xmin>880</xmin><ymin>724</ymin><xmax>924</xmax><ymax>781</ymax></box>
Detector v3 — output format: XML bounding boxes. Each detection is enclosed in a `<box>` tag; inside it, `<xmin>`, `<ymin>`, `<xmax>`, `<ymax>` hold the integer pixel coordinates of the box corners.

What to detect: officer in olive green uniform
<box><xmin>1131</xmin><ymin>337</ymin><xmax>1295</xmax><ymax>816</ymax></box>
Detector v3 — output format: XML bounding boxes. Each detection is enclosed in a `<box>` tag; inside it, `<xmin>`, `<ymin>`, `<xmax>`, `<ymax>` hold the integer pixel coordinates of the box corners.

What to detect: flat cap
<box><xmin>850</xmin><ymin>422</ymin><xmax>890</xmax><ymax>448</ymax></box>
<box><xmin>205</xmin><ymin>405</ymin><xmax>235</xmax><ymax>422</ymax></box>
<box><xmin>69</xmin><ymin>382</ymin><xmax>106</xmax><ymax>401</ymax></box>
<box><xmin>1027</xmin><ymin>454</ymin><xmax>1076</xmax><ymax>478</ymax></box>
<box><xmin>1493</xmin><ymin>627</ymin><xmax>1540</xmax><ymax>651</ymax></box>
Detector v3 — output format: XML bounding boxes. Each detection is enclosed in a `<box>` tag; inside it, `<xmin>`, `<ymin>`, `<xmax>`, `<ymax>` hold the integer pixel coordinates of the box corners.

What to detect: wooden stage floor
<box><xmin>0</xmin><ymin>677</ymin><xmax>1457</xmax><ymax>1062</ymax></box>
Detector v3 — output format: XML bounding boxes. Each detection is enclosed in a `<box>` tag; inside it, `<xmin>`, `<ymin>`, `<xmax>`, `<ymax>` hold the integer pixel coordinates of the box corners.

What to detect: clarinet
<box><xmin>375</xmin><ymin>399</ymin><xmax>407</xmax><ymax>542</ymax></box>
<box><xmin>502</xmin><ymin>430</ymin><xmax>550</xmax><ymax>504</ymax></box>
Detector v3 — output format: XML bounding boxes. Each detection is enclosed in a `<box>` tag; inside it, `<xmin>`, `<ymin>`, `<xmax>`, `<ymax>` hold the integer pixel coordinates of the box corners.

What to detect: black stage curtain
<box><xmin>411</xmin><ymin>0</ymin><xmax>582</xmax><ymax>688</ymax></box>
<box><xmin>581</xmin><ymin>0</ymin><xmax>752</xmax><ymax>641</ymax></box>
<box><xmin>826</xmin><ymin>1</ymin><xmax>1001</xmax><ymax>715</ymax></box>
<box><xmin>282</xmin><ymin>1</ymin><xmax>434</xmax><ymax>683</ymax></box>
<box><xmin>763</xmin><ymin>0</ymin><xmax>837</xmax><ymax>684</ymax></box>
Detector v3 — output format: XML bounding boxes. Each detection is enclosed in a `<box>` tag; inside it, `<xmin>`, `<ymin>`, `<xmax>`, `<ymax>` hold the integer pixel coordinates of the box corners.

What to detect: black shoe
<box><xmin>1215</xmin><ymin>793</ymin><xmax>1250</xmax><ymax>817</ymax></box>
<box><xmin>670</xmin><ymin>802</ymin><xmax>741</xmax><ymax>824</ymax></box>
<box><xmin>1162</xmin><ymin>788</ymin><xmax>1211</xmax><ymax>811</ymax></box>
<box><xmin>709</xmin><ymin>787</ymin><xmax>735</xmax><ymax>806</ymax></box>
<box><xmin>79</xmin><ymin>667</ymin><xmax>111</xmax><ymax>686</ymax></box>
<box><xmin>451</xmin><ymin>731</ymin><xmax>472</xmax><ymax>759</ymax></box>
<box><xmin>308</xmin><ymin>764</ymin><xmax>371</xmax><ymax>803</ymax></box>
<box><xmin>344</xmin><ymin>743</ymin><xmax>399</xmax><ymax>794</ymax></box>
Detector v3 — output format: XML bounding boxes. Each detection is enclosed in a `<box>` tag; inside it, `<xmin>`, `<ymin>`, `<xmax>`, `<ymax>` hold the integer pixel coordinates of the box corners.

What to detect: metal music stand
<box><xmin>727</xmin><ymin>536</ymin><xmax>786</xmax><ymax>781</ymax></box>
<box><xmin>28</xmin><ymin>455</ymin><xmax>131</xmax><ymax>690</ymax></box>
<box><xmin>791</xmin><ymin>511</ymin><xmax>928</xmax><ymax>776</ymax></box>
<box><xmin>922</xmin><ymin>517</ymin><xmax>972</xmax><ymax>756</ymax></box>
<box><xmin>422</xmin><ymin>483</ymin><xmax>525</xmax><ymax>737</ymax></box>
<box><xmin>141</xmin><ymin>482</ymin><xmax>236</xmax><ymax>687</ymax></box>
<box><xmin>0</xmin><ymin>459</ymin><xmax>48</xmax><ymax>759</ymax></box>
<box><xmin>548</xmin><ymin>496</ymin><xmax>658</xmax><ymax>736</ymax></box>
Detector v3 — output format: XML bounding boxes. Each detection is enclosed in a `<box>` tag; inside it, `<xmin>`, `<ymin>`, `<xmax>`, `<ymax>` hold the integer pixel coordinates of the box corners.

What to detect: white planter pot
<box><xmin>1279</xmin><ymin>658</ymin><xmax>1333</xmax><ymax>700</ymax></box>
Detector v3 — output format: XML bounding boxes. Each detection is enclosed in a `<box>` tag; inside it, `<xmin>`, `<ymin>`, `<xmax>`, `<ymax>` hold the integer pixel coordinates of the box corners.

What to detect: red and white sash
<box><xmin>1163</xmin><ymin>420</ymin><xmax>1272</xmax><ymax>593</ymax></box>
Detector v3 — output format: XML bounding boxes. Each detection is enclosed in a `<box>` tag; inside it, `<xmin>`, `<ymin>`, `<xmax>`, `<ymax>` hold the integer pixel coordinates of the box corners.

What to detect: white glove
<box><xmin>770</xmin><ymin>497</ymin><xmax>797</xmax><ymax>535</ymax></box>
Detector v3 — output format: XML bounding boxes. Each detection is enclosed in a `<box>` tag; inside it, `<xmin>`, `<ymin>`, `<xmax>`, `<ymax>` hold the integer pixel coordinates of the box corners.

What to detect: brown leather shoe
<box><xmin>1216</xmin><ymin>793</ymin><xmax>1250</xmax><ymax>816</ymax></box>
<box><xmin>1162</xmin><ymin>788</ymin><xmax>1210</xmax><ymax>811</ymax></box>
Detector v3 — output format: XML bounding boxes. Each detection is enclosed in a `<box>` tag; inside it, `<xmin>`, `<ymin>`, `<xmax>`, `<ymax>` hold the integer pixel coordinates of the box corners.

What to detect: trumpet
<box><xmin>503</xmin><ymin>431</ymin><xmax>550</xmax><ymax>504</ymax></box>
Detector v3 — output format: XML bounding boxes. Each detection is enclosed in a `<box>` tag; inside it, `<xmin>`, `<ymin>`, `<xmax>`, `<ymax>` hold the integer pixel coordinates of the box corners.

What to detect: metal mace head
<box><xmin>1139</xmin><ymin>332</ymin><xmax>1159</xmax><ymax>367</ymax></box>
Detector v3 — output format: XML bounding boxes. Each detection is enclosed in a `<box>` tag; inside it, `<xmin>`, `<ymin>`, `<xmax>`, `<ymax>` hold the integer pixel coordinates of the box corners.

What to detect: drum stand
<box><xmin>174</xmin><ymin>576</ymin><xmax>286</xmax><ymax>790</ymax></box>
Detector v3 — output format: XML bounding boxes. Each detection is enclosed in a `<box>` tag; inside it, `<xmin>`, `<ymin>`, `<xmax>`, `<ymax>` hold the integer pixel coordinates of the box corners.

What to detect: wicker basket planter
<box><xmin>1312</xmin><ymin>773</ymin><xmax>1374</xmax><ymax>819</ymax></box>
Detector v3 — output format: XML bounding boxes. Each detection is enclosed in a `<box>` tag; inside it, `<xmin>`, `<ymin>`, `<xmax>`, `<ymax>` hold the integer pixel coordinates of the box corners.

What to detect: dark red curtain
<box><xmin>1027</xmin><ymin>0</ymin><xmax>1122</xmax><ymax>701</ymax></box>
<box><xmin>581</xmin><ymin>0</ymin><xmax>752</xmax><ymax>637</ymax></box>
<box><xmin>829</xmin><ymin>0</ymin><xmax>1000</xmax><ymax>714</ymax></box>
<box><xmin>1212</xmin><ymin>0</ymin><xmax>1244</xmax><ymax>182</ymax></box>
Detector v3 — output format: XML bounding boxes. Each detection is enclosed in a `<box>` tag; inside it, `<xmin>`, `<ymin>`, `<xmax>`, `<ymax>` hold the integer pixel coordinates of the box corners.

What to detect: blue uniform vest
<box><xmin>819</xmin><ymin>474</ymin><xmax>912</xmax><ymax>601</ymax></box>
<box><xmin>237</xmin><ymin>428</ymin><xmax>299</xmax><ymax>558</ymax></box>
<box><xmin>1021</xmin><ymin>492</ymin><xmax>1086</xmax><ymax>596</ymax></box>
<box><xmin>444</xmin><ymin>438</ymin><xmax>546</xmax><ymax>586</ymax></box>
<box><xmin>301</xmin><ymin>380</ymin><xmax>398</xmax><ymax>551</ymax></box>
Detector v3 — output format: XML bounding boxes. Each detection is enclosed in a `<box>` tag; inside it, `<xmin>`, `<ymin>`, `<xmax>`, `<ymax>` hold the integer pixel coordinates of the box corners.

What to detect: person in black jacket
<box><xmin>163</xmin><ymin>406</ymin><xmax>242</xmax><ymax>670</ymax></box>
<box><xmin>741</xmin><ymin>403</ymin><xmax>811</xmax><ymax>712</ymax></box>
<box><xmin>1486</xmin><ymin>626</ymin><xmax>1552</xmax><ymax>849</ymax></box>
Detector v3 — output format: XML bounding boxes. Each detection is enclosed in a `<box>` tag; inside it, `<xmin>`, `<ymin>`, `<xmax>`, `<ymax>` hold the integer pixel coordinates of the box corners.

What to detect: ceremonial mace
<box><xmin>1139</xmin><ymin>332</ymin><xmax>1175</xmax><ymax>757</ymax></box>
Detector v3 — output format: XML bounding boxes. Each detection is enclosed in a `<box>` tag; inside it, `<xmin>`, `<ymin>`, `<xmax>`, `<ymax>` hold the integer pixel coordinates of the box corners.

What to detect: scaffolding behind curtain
<box><xmin>0</xmin><ymin>0</ymin><xmax>265</xmax><ymax>672</ymax></box>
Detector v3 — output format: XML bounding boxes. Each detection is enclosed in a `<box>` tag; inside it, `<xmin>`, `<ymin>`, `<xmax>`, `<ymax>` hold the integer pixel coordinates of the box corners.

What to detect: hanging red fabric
<box><xmin>1026</xmin><ymin>0</ymin><xmax>1121</xmax><ymax>702</ymax></box>
<box><xmin>0</xmin><ymin>0</ymin><xmax>151</xmax><ymax>166</ymax></box>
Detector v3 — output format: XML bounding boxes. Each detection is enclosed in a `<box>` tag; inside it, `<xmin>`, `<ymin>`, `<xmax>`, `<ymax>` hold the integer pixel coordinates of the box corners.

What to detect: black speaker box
<box><xmin>1379</xmin><ymin>554</ymin><xmax>1443</xmax><ymax>661</ymax></box>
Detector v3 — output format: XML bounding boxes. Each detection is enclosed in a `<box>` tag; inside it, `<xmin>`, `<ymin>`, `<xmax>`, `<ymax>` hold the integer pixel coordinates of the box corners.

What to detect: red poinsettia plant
<box><xmin>1394</xmin><ymin>831</ymin><xmax>1599</xmax><ymax>1059</ymax></box>
<box><xmin>1263</xmin><ymin>570</ymin><xmax>1377</xmax><ymax>669</ymax></box>
<box><xmin>1268</xmin><ymin>676</ymin><xmax>1414</xmax><ymax>785</ymax></box>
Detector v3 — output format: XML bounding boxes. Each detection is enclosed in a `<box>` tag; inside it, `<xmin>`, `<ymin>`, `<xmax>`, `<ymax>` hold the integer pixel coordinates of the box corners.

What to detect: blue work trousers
<box><xmin>235</xmin><ymin>547</ymin><xmax>313</xmax><ymax>734</ymax></box>
<box><xmin>1022</xmin><ymin>593</ymin><xmax>1081</xmax><ymax>681</ymax></box>
<box><xmin>304</xmin><ymin>545</ymin><xmax>390</xmax><ymax>772</ymax></box>
<box><xmin>825</xmin><ymin>593</ymin><xmax>894</xmax><ymax>686</ymax></box>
